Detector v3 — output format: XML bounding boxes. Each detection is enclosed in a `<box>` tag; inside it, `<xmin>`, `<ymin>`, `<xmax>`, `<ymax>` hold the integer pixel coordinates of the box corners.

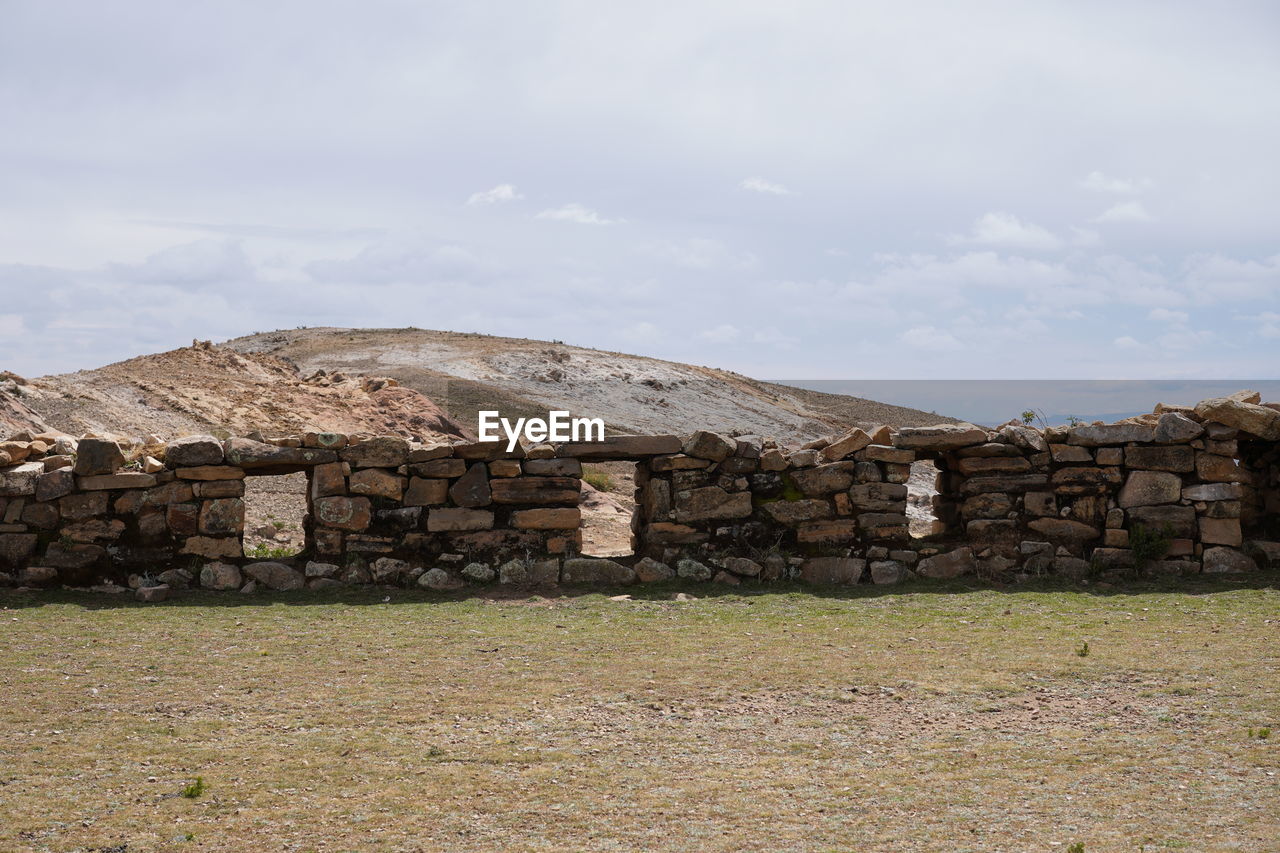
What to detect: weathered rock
<box><xmin>961</xmin><ymin>492</ymin><xmax>1013</xmax><ymax>519</ymax></box>
<box><xmin>198</xmin><ymin>498</ymin><xmax>245</xmax><ymax>535</ymax></box>
<box><xmin>1153</xmin><ymin>412</ymin><xmax>1204</xmax><ymax>443</ymax></box>
<box><xmin>820</xmin><ymin>428</ymin><xmax>872</xmax><ymax>462</ymax></box>
<box><xmin>18</xmin><ymin>565</ymin><xmax>58</xmax><ymax>585</ymax></box>
<box><xmin>998</xmin><ymin>424</ymin><xmax>1048</xmax><ymax>452</ymax></box>
<box><xmin>447</xmin><ymin>463</ymin><xmax>492</xmax><ymax>507</ymax></box>
<box><xmin>556</xmin><ymin>435</ymin><xmax>682</xmax><ymax>460</ymax></box>
<box><xmin>73</xmin><ymin>438</ymin><xmax>124</xmax><ymax>476</ymax></box>
<box><xmin>1027</xmin><ymin>518</ymin><xmax>1100</xmax><ymax>541</ymax></box>
<box><xmin>759</xmin><ymin>448</ymin><xmax>788</xmax><ymax>471</ymax></box>
<box><xmin>488</xmin><ymin>459</ymin><xmax>522</xmax><ymax>479</ymax></box>
<box><xmin>497</xmin><ymin>558</ymin><xmax>529</xmax><ymax>585</ymax></box>
<box><xmin>223</xmin><ymin>437</ymin><xmax>336</xmax><ymax>469</ymax></box>
<box><xmin>176</xmin><ymin>465</ymin><xmax>245</xmax><ymax>481</ymax></box>
<box><xmin>870</xmin><ymin>560</ymin><xmax>908</xmax><ymax>584</ymax></box>
<box><xmin>164</xmin><ymin>435</ymin><xmax>224</xmax><ymax>467</ymax></box>
<box><xmin>0</xmin><ymin>461</ymin><xmax>44</xmax><ymax>497</ymax></box>
<box><xmin>1244</xmin><ymin>541</ymin><xmax>1280</xmax><ymax>567</ymax></box>
<box><xmin>1196</xmin><ymin>453</ymin><xmax>1244</xmax><ymax>483</ymax></box>
<box><xmin>136</xmin><ymin>584</ymin><xmax>170</xmax><ymax>603</ymax></box>
<box><xmin>1066</xmin><ymin>424</ymin><xmax>1155</xmax><ymax>446</ymax></box>
<box><xmin>157</xmin><ymin>568</ymin><xmax>192</xmax><ymax>589</ymax></box>
<box><xmin>799</xmin><ymin>557</ymin><xmax>865</xmax><ymax>585</ymax></box>
<box><xmin>683</xmin><ymin>430</ymin><xmax>736</xmax><ymax>462</ymax></box>
<box><xmin>676</xmin><ymin>558</ymin><xmax>713</xmax><ymax>580</ymax></box>
<box><xmin>243</xmin><ymin>561</ymin><xmax>305</xmax><ymax>590</ymax></box>
<box><xmin>916</xmin><ymin>545</ymin><xmax>972</xmax><ymax>578</ymax></box>
<box><xmin>426</xmin><ymin>508</ymin><xmax>494</xmax><ymax>532</ymax></box>
<box><xmin>955</xmin><ymin>456</ymin><xmax>1031</xmax><ymax>476</ymax></box>
<box><xmin>1199</xmin><ymin>517</ymin><xmax>1242</xmax><ymax>547</ymax></box>
<box><xmin>407</xmin><ymin>443</ymin><xmax>453</xmax><ymax>463</ymax></box>
<box><xmin>1117</xmin><ymin>471</ymin><xmax>1182</xmax><ymax>508</ymax></box>
<box><xmin>61</xmin><ymin>518</ymin><xmax>126</xmax><ymax>542</ymax></box>
<box><xmin>411</xmin><ymin>458</ymin><xmax>466</xmax><ymax>478</ymax></box>
<box><xmin>789</xmin><ymin>463</ymin><xmax>855</xmax><ymax>495</ymax></box>
<box><xmin>349</xmin><ymin>468</ymin><xmax>405</xmax><ymax>500</ymax></box>
<box><xmin>760</xmin><ymin>498</ymin><xmax>830</xmax><ymax>524</ymax></box>
<box><xmin>1202</xmin><ymin>546</ymin><xmax>1256</xmax><ymax>573</ymax></box>
<box><xmin>1126</xmin><ymin>505</ymin><xmax>1197</xmax><ymax>539</ymax></box>
<box><xmin>341</xmin><ymin>436</ymin><xmax>410</xmax><ymax>468</ymax></box>
<box><xmin>371</xmin><ymin>557</ymin><xmax>410</xmax><ymax>583</ymax></box>
<box><xmin>1124</xmin><ymin>445</ymin><xmax>1194</xmax><ymax>473</ymax></box>
<box><xmin>1193</xmin><ymin>397</ymin><xmax>1280</xmax><ymax>440</ymax></box>
<box><xmin>403</xmin><ymin>477</ymin><xmax>449</xmax><ymax>507</ymax></box>
<box><xmin>77</xmin><ymin>473</ymin><xmax>156</xmax><ymax>490</ymax></box>
<box><xmin>522</xmin><ymin>458</ymin><xmax>583</xmax><ymax>477</ymax></box>
<box><xmin>304</xmin><ymin>431</ymin><xmax>349</xmax><ymax>450</ymax></box>
<box><xmin>305</xmin><ymin>561</ymin><xmax>340</xmax><ymax>578</ymax></box>
<box><xmin>417</xmin><ymin>568</ymin><xmax>460</xmax><ymax>590</ymax></box>
<box><xmin>561</xmin><ymin>558</ymin><xmax>635</xmax><ymax>584</ymax></box>
<box><xmin>895</xmin><ymin>424</ymin><xmax>988</xmax><ymax>451</ymax></box>
<box><xmin>722</xmin><ymin>557</ymin><xmax>762</xmax><ymax>577</ymax></box>
<box><xmin>1049</xmin><ymin>444</ymin><xmax>1093</xmax><ymax>463</ymax></box>
<box><xmin>200</xmin><ymin>561</ymin><xmax>243</xmax><ymax>590</ymax></box>
<box><xmin>490</xmin><ymin>477</ymin><xmax>579</xmax><ymax>505</ymax></box>
<box><xmin>313</xmin><ymin>496</ymin><xmax>373</xmax><ymax>531</ymax></box>
<box><xmin>511</xmin><ymin>508</ymin><xmax>581</xmax><ymax>529</ymax></box>
<box><xmin>860</xmin><ymin>445</ymin><xmax>914</xmax><ymax>464</ymax></box>
<box><xmin>1181</xmin><ymin>483</ymin><xmax>1242</xmax><ymax>502</ymax></box>
<box><xmin>797</xmin><ymin>518</ymin><xmax>858</xmax><ymax>543</ymax></box>
<box><xmin>34</xmin><ymin>468</ymin><xmax>75</xmax><ymax>502</ymax></box>
<box><xmin>674</xmin><ymin>486</ymin><xmax>753</xmax><ymax>522</ymax></box>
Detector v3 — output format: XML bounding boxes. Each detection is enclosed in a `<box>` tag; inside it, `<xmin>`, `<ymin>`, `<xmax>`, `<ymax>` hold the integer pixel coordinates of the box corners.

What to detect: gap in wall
<box><xmin>579</xmin><ymin>461</ymin><xmax>638</xmax><ymax>557</ymax></box>
<box><xmin>243</xmin><ymin>471</ymin><xmax>308</xmax><ymax>560</ymax></box>
<box><xmin>907</xmin><ymin>458</ymin><xmax>945</xmax><ymax>539</ymax></box>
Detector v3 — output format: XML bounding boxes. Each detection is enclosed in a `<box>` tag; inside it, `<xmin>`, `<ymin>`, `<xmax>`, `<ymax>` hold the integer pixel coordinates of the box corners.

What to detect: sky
<box><xmin>1</xmin><ymin>0</ymin><xmax>1278</xmax><ymax>380</ymax></box>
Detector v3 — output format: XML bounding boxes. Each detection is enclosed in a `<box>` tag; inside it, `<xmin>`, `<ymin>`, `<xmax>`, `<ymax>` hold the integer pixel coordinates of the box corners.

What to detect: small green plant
<box><xmin>1248</xmin><ymin>727</ymin><xmax>1271</xmax><ymax>739</ymax></box>
<box><xmin>245</xmin><ymin>543</ymin><xmax>295</xmax><ymax>559</ymax></box>
<box><xmin>1067</xmin><ymin>843</ymin><xmax>1085</xmax><ymax>853</ymax></box>
<box><xmin>1075</xmin><ymin>641</ymin><xmax>1090</xmax><ymax>657</ymax></box>
<box><xmin>1066</xmin><ymin>415</ymin><xmax>1082</xmax><ymax>427</ymax></box>
<box><xmin>181</xmin><ymin>777</ymin><xmax>205</xmax><ymax>799</ymax></box>
<box><xmin>1021</xmin><ymin>410</ymin><xmax>1036</xmax><ymax>425</ymax></box>
<box><xmin>1129</xmin><ymin>524</ymin><xmax>1173</xmax><ymax>575</ymax></box>
<box><xmin>582</xmin><ymin>466</ymin><xmax>615</xmax><ymax>492</ymax></box>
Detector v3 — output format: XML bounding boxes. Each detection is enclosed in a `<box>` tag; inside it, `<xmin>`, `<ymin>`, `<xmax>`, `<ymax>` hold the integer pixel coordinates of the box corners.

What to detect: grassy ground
<box><xmin>1</xmin><ymin>577</ymin><xmax>1278</xmax><ymax>852</ymax></box>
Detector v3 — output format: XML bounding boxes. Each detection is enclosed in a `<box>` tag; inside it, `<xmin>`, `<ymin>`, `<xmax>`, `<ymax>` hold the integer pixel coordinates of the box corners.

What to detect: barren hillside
<box><xmin>4</xmin><ymin>342</ymin><xmax>466</xmax><ymax>442</ymax></box>
<box><xmin>226</xmin><ymin>327</ymin><xmax>956</xmax><ymax>441</ymax></box>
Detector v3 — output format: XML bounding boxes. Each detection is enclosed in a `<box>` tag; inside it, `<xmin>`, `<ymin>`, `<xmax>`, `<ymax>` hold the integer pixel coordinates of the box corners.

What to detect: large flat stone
<box><xmin>1194</xmin><ymin>397</ymin><xmax>1280</xmax><ymax>440</ymax></box>
<box><xmin>895</xmin><ymin>424</ymin><xmax>989</xmax><ymax>451</ymax></box>
<box><xmin>0</xmin><ymin>462</ymin><xmax>44</xmax><ymax>497</ymax></box>
<box><xmin>554</xmin><ymin>435</ymin><xmax>682</xmax><ymax>460</ymax></box>
<box><xmin>223</xmin><ymin>437</ymin><xmax>336</xmax><ymax>470</ymax></box>
<box><xmin>1066</xmin><ymin>424</ymin><xmax>1156</xmax><ymax>446</ymax></box>
<box><xmin>490</xmin><ymin>476</ymin><xmax>579</xmax><ymax>505</ymax></box>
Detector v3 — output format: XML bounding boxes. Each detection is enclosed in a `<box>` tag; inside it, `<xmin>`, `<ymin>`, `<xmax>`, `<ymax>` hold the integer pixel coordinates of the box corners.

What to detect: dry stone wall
<box><xmin>1</xmin><ymin>392</ymin><xmax>1278</xmax><ymax>598</ymax></box>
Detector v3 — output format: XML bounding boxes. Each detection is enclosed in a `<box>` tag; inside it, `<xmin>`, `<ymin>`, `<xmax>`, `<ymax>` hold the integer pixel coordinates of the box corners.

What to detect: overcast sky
<box><xmin>1</xmin><ymin>1</ymin><xmax>1278</xmax><ymax>379</ymax></box>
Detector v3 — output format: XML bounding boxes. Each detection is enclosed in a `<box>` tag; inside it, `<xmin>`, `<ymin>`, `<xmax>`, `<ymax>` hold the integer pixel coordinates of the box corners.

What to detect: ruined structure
<box><xmin>1</xmin><ymin>392</ymin><xmax>1278</xmax><ymax>597</ymax></box>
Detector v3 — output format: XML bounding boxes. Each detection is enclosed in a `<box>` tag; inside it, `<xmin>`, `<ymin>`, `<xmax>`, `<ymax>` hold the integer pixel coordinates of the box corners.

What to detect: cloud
<box><xmin>1149</xmin><ymin>308</ymin><xmax>1188</xmax><ymax>325</ymax></box>
<box><xmin>740</xmin><ymin>177</ymin><xmax>791</xmax><ymax>195</ymax></box>
<box><xmin>466</xmin><ymin>184</ymin><xmax>524</xmax><ymax>206</ymax></box>
<box><xmin>700</xmin><ymin>323</ymin><xmax>741</xmax><ymax>343</ymax></box>
<box><xmin>1080</xmin><ymin>171</ymin><xmax>1151</xmax><ymax>194</ymax></box>
<box><xmin>1113</xmin><ymin>335</ymin><xmax>1142</xmax><ymax>349</ymax></box>
<box><xmin>1253</xmin><ymin>312</ymin><xmax>1280</xmax><ymax>339</ymax></box>
<box><xmin>112</xmin><ymin>238</ymin><xmax>254</xmax><ymax>289</ymax></box>
<box><xmin>948</xmin><ymin>212</ymin><xmax>1063</xmax><ymax>251</ymax></box>
<box><xmin>1093</xmin><ymin>201</ymin><xmax>1153</xmax><ymax>223</ymax></box>
<box><xmin>534</xmin><ymin>203</ymin><xmax>623</xmax><ymax>225</ymax></box>
<box><xmin>901</xmin><ymin>325</ymin><xmax>961</xmax><ymax>351</ymax></box>
<box><xmin>652</xmin><ymin>238</ymin><xmax>757</xmax><ymax>270</ymax></box>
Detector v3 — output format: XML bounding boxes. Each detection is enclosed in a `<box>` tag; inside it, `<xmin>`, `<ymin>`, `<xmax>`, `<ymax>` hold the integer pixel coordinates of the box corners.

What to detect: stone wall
<box><xmin>1</xmin><ymin>392</ymin><xmax>1278</xmax><ymax>596</ymax></box>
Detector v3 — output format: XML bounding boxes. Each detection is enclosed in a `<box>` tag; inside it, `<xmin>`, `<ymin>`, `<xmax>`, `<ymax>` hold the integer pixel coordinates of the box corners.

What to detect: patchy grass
<box><xmin>1</xmin><ymin>577</ymin><xmax>1278</xmax><ymax>851</ymax></box>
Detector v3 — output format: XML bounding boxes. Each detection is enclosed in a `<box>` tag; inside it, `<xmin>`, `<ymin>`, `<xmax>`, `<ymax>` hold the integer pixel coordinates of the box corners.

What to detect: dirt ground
<box><xmin>1</xmin><ymin>579</ymin><xmax>1277</xmax><ymax>851</ymax></box>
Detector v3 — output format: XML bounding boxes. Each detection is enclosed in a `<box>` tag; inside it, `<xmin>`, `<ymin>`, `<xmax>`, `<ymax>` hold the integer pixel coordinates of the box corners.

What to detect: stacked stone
<box><xmin>921</xmin><ymin>394</ymin><xmax>1280</xmax><ymax>579</ymax></box>
<box><xmin>633</xmin><ymin>425</ymin><xmax>916</xmax><ymax>584</ymax></box>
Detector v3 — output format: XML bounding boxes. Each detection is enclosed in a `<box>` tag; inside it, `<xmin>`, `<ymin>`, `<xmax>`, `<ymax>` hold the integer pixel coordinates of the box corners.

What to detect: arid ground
<box><xmin>2</xmin><ymin>579</ymin><xmax>1277</xmax><ymax>852</ymax></box>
